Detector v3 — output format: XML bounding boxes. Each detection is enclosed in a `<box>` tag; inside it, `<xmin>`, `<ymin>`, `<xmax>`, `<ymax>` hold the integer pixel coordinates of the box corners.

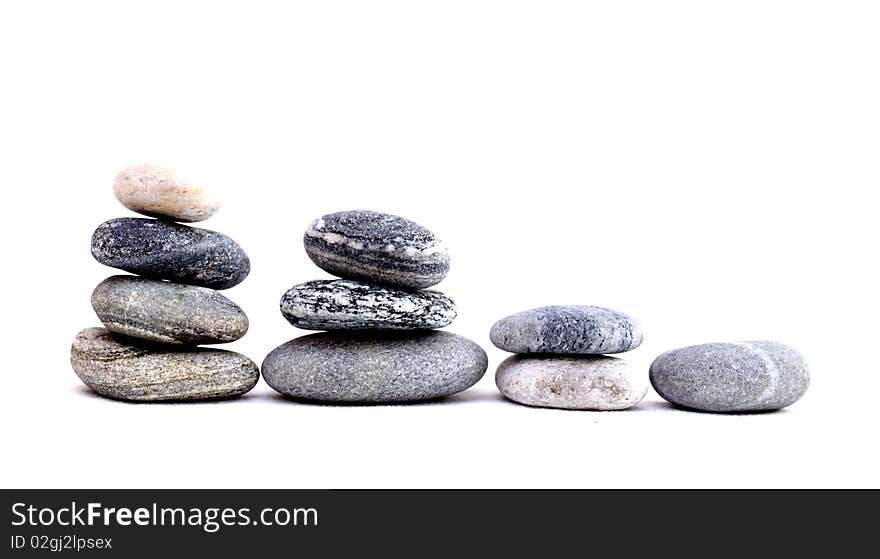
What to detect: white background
<box><xmin>1</xmin><ymin>1</ymin><xmax>877</xmax><ymax>488</ymax></box>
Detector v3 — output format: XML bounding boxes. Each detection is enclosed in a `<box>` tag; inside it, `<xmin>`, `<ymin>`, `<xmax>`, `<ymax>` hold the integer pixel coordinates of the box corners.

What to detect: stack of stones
<box><xmin>490</xmin><ymin>306</ymin><xmax>647</xmax><ymax>410</ymax></box>
<box><xmin>70</xmin><ymin>164</ymin><xmax>260</xmax><ymax>401</ymax></box>
<box><xmin>261</xmin><ymin>210</ymin><xmax>488</xmax><ymax>403</ymax></box>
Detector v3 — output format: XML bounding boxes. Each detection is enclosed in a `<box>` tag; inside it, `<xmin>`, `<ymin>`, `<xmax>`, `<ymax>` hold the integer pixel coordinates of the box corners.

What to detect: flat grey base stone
<box><xmin>261</xmin><ymin>331</ymin><xmax>487</xmax><ymax>403</ymax></box>
<box><xmin>280</xmin><ymin>279</ymin><xmax>456</xmax><ymax>330</ymax></box>
<box><xmin>92</xmin><ymin>275</ymin><xmax>248</xmax><ymax>345</ymax></box>
<box><xmin>649</xmin><ymin>341</ymin><xmax>809</xmax><ymax>412</ymax></box>
<box><xmin>496</xmin><ymin>354</ymin><xmax>647</xmax><ymax>410</ymax></box>
<box><xmin>71</xmin><ymin>327</ymin><xmax>259</xmax><ymax>401</ymax></box>
<box><xmin>91</xmin><ymin>218</ymin><xmax>250</xmax><ymax>289</ymax></box>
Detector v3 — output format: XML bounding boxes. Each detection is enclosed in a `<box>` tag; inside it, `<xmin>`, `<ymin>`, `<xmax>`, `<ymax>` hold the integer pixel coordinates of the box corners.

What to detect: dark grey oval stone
<box><xmin>261</xmin><ymin>331</ymin><xmax>487</xmax><ymax>403</ymax></box>
<box><xmin>649</xmin><ymin>341</ymin><xmax>810</xmax><ymax>412</ymax></box>
<box><xmin>91</xmin><ymin>218</ymin><xmax>250</xmax><ymax>289</ymax></box>
<box><xmin>70</xmin><ymin>327</ymin><xmax>259</xmax><ymax>401</ymax></box>
<box><xmin>303</xmin><ymin>210</ymin><xmax>450</xmax><ymax>289</ymax></box>
<box><xmin>280</xmin><ymin>279</ymin><xmax>456</xmax><ymax>331</ymax></box>
<box><xmin>92</xmin><ymin>275</ymin><xmax>249</xmax><ymax>345</ymax></box>
<box><xmin>490</xmin><ymin>305</ymin><xmax>643</xmax><ymax>354</ymax></box>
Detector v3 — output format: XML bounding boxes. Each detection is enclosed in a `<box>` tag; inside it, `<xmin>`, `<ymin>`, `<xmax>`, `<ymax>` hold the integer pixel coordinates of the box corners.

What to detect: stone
<box><xmin>91</xmin><ymin>218</ymin><xmax>250</xmax><ymax>289</ymax></box>
<box><xmin>495</xmin><ymin>354</ymin><xmax>647</xmax><ymax>410</ymax></box>
<box><xmin>113</xmin><ymin>163</ymin><xmax>221</xmax><ymax>222</ymax></box>
<box><xmin>490</xmin><ymin>305</ymin><xmax>643</xmax><ymax>355</ymax></box>
<box><xmin>303</xmin><ymin>210</ymin><xmax>450</xmax><ymax>289</ymax></box>
<box><xmin>261</xmin><ymin>331</ymin><xmax>487</xmax><ymax>403</ymax></box>
<box><xmin>91</xmin><ymin>275</ymin><xmax>249</xmax><ymax>345</ymax></box>
<box><xmin>649</xmin><ymin>341</ymin><xmax>809</xmax><ymax>412</ymax></box>
<box><xmin>70</xmin><ymin>327</ymin><xmax>259</xmax><ymax>401</ymax></box>
<box><xmin>280</xmin><ymin>279</ymin><xmax>456</xmax><ymax>331</ymax></box>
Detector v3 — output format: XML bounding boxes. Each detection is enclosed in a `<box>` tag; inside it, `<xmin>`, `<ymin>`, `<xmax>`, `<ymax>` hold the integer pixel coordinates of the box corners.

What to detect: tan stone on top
<box><xmin>113</xmin><ymin>163</ymin><xmax>221</xmax><ymax>222</ymax></box>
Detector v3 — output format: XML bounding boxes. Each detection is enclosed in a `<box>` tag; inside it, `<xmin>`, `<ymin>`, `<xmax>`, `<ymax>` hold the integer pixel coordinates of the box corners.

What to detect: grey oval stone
<box><xmin>490</xmin><ymin>305</ymin><xmax>643</xmax><ymax>354</ymax></box>
<box><xmin>280</xmin><ymin>279</ymin><xmax>456</xmax><ymax>331</ymax></box>
<box><xmin>649</xmin><ymin>341</ymin><xmax>809</xmax><ymax>412</ymax></box>
<box><xmin>496</xmin><ymin>354</ymin><xmax>647</xmax><ymax>410</ymax></box>
<box><xmin>303</xmin><ymin>210</ymin><xmax>450</xmax><ymax>289</ymax></box>
<box><xmin>91</xmin><ymin>218</ymin><xmax>250</xmax><ymax>289</ymax></box>
<box><xmin>261</xmin><ymin>331</ymin><xmax>488</xmax><ymax>403</ymax></box>
<box><xmin>92</xmin><ymin>275</ymin><xmax>248</xmax><ymax>345</ymax></box>
<box><xmin>71</xmin><ymin>327</ymin><xmax>259</xmax><ymax>401</ymax></box>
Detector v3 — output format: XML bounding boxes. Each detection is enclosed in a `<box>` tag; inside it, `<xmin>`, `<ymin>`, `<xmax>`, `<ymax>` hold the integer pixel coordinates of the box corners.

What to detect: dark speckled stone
<box><xmin>91</xmin><ymin>218</ymin><xmax>250</xmax><ymax>289</ymax></box>
<box><xmin>261</xmin><ymin>331</ymin><xmax>487</xmax><ymax>402</ymax></box>
<box><xmin>303</xmin><ymin>210</ymin><xmax>450</xmax><ymax>289</ymax></box>
<box><xmin>649</xmin><ymin>341</ymin><xmax>809</xmax><ymax>412</ymax></box>
<box><xmin>281</xmin><ymin>279</ymin><xmax>456</xmax><ymax>330</ymax></box>
<box><xmin>490</xmin><ymin>305</ymin><xmax>643</xmax><ymax>355</ymax></box>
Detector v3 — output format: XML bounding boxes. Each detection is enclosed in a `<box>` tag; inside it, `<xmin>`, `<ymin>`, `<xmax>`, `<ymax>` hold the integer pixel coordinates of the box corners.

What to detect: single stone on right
<box><xmin>649</xmin><ymin>341</ymin><xmax>809</xmax><ymax>412</ymax></box>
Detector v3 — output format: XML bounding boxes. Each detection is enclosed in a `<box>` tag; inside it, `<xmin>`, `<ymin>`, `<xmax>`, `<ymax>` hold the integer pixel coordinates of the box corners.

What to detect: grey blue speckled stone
<box><xmin>496</xmin><ymin>354</ymin><xmax>647</xmax><ymax>410</ymax></box>
<box><xmin>92</xmin><ymin>275</ymin><xmax>248</xmax><ymax>345</ymax></box>
<box><xmin>280</xmin><ymin>279</ymin><xmax>456</xmax><ymax>331</ymax></box>
<box><xmin>71</xmin><ymin>327</ymin><xmax>259</xmax><ymax>401</ymax></box>
<box><xmin>91</xmin><ymin>218</ymin><xmax>250</xmax><ymax>289</ymax></box>
<box><xmin>490</xmin><ymin>306</ymin><xmax>643</xmax><ymax>355</ymax></box>
<box><xmin>303</xmin><ymin>210</ymin><xmax>450</xmax><ymax>289</ymax></box>
<box><xmin>649</xmin><ymin>341</ymin><xmax>809</xmax><ymax>412</ymax></box>
<box><xmin>261</xmin><ymin>331</ymin><xmax>487</xmax><ymax>403</ymax></box>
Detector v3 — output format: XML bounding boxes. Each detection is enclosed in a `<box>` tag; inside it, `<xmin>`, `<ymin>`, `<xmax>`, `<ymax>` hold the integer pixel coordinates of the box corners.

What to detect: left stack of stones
<box><xmin>71</xmin><ymin>164</ymin><xmax>260</xmax><ymax>401</ymax></box>
<box><xmin>262</xmin><ymin>210</ymin><xmax>488</xmax><ymax>403</ymax></box>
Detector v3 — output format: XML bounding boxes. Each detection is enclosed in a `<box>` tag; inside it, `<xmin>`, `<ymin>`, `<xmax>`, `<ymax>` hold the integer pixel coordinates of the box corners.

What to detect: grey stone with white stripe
<box><xmin>490</xmin><ymin>305</ymin><xmax>643</xmax><ymax>355</ymax></box>
<box><xmin>649</xmin><ymin>341</ymin><xmax>809</xmax><ymax>412</ymax></box>
<box><xmin>303</xmin><ymin>210</ymin><xmax>450</xmax><ymax>289</ymax></box>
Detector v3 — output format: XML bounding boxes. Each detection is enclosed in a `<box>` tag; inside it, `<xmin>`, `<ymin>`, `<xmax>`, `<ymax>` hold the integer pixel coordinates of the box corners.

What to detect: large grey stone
<box><xmin>303</xmin><ymin>210</ymin><xmax>450</xmax><ymax>289</ymax></box>
<box><xmin>261</xmin><ymin>331</ymin><xmax>487</xmax><ymax>403</ymax></box>
<box><xmin>496</xmin><ymin>354</ymin><xmax>647</xmax><ymax>410</ymax></box>
<box><xmin>649</xmin><ymin>341</ymin><xmax>809</xmax><ymax>412</ymax></box>
<box><xmin>280</xmin><ymin>279</ymin><xmax>456</xmax><ymax>331</ymax></box>
<box><xmin>91</xmin><ymin>218</ymin><xmax>250</xmax><ymax>289</ymax></box>
<box><xmin>92</xmin><ymin>275</ymin><xmax>248</xmax><ymax>345</ymax></box>
<box><xmin>490</xmin><ymin>305</ymin><xmax>643</xmax><ymax>354</ymax></box>
<box><xmin>71</xmin><ymin>328</ymin><xmax>259</xmax><ymax>401</ymax></box>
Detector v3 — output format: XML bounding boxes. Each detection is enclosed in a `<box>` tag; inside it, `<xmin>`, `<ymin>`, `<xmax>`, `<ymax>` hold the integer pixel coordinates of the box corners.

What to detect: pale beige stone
<box><xmin>113</xmin><ymin>163</ymin><xmax>221</xmax><ymax>222</ymax></box>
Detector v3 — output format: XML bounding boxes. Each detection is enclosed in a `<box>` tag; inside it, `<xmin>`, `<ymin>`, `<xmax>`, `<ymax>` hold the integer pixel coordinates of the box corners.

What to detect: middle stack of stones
<box><xmin>262</xmin><ymin>210</ymin><xmax>488</xmax><ymax>403</ymax></box>
<box><xmin>491</xmin><ymin>305</ymin><xmax>647</xmax><ymax>410</ymax></box>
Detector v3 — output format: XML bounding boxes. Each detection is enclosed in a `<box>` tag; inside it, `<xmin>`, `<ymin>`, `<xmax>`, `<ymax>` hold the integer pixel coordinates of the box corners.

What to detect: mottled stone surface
<box><xmin>490</xmin><ymin>306</ymin><xmax>643</xmax><ymax>355</ymax></box>
<box><xmin>71</xmin><ymin>328</ymin><xmax>259</xmax><ymax>401</ymax></box>
<box><xmin>280</xmin><ymin>279</ymin><xmax>456</xmax><ymax>331</ymax></box>
<box><xmin>496</xmin><ymin>354</ymin><xmax>646</xmax><ymax>410</ymax></box>
<box><xmin>303</xmin><ymin>210</ymin><xmax>450</xmax><ymax>289</ymax></box>
<box><xmin>91</xmin><ymin>218</ymin><xmax>250</xmax><ymax>289</ymax></box>
<box><xmin>649</xmin><ymin>341</ymin><xmax>809</xmax><ymax>412</ymax></box>
<box><xmin>92</xmin><ymin>275</ymin><xmax>248</xmax><ymax>345</ymax></box>
<box><xmin>113</xmin><ymin>163</ymin><xmax>221</xmax><ymax>222</ymax></box>
<box><xmin>262</xmin><ymin>331</ymin><xmax>487</xmax><ymax>402</ymax></box>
